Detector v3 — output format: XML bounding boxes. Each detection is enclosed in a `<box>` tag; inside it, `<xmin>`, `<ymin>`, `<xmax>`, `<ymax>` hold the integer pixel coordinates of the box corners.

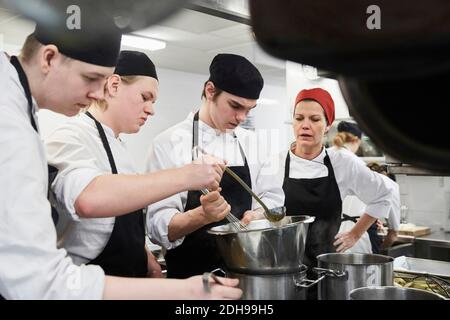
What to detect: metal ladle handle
<box><xmin>223</xmin><ymin>166</ymin><xmax>271</xmax><ymax>215</ymax></box>
<box><xmin>192</xmin><ymin>146</ymin><xmax>270</xmax><ymax>214</ymax></box>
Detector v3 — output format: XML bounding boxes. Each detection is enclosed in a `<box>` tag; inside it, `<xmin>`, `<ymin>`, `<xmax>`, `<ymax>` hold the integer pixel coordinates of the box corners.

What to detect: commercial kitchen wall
<box><xmin>396</xmin><ymin>176</ymin><xmax>450</xmax><ymax>231</ymax></box>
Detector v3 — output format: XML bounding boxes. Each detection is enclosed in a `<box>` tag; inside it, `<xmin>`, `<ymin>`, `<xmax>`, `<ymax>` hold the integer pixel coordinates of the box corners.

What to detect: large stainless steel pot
<box><xmin>315</xmin><ymin>253</ymin><xmax>394</xmax><ymax>300</ymax></box>
<box><xmin>350</xmin><ymin>286</ymin><xmax>445</xmax><ymax>300</ymax></box>
<box><xmin>207</xmin><ymin>215</ymin><xmax>315</xmax><ymax>274</ymax></box>
<box><xmin>229</xmin><ymin>265</ymin><xmax>308</xmax><ymax>300</ymax></box>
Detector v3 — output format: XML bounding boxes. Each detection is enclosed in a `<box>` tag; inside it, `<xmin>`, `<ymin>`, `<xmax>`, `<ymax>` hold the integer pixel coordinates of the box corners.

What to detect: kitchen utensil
<box><xmin>229</xmin><ymin>265</ymin><xmax>309</xmax><ymax>300</ymax></box>
<box><xmin>223</xmin><ymin>166</ymin><xmax>286</xmax><ymax>222</ymax></box>
<box><xmin>208</xmin><ymin>215</ymin><xmax>315</xmax><ymax>274</ymax></box>
<box><xmin>192</xmin><ymin>145</ymin><xmax>247</xmax><ymax>231</ymax></box>
<box><xmin>192</xmin><ymin>145</ymin><xmax>285</xmax><ymax>223</ymax></box>
<box><xmin>314</xmin><ymin>253</ymin><xmax>394</xmax><ymax>300</ymax></box>
<box><xmin>200</xmin><ymin>188</ymin><xmax>247</xmax><ymax>231</ymax></box>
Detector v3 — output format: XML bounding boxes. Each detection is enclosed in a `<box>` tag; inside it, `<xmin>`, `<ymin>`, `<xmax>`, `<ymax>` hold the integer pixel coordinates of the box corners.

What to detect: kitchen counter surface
<box><xmin>397</xmin><ymin>229</ymin><xmax>450</xmax><ymax>248</ymax></box>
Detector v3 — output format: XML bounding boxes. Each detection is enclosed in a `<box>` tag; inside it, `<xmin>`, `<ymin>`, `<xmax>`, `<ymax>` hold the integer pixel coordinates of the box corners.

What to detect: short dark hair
<box><xmin>201</xmin><ymin>81</ymin><xmax>223</xmax><ymax>101</ymax></box>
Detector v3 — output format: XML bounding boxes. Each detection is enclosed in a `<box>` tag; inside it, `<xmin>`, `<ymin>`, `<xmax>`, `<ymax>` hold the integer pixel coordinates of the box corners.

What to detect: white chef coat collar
<box><xmin>2</xmin><ymin>52</ymin><xmax>40</xmax><ymax>116</ymax></box>
<box><xmin>187</xmin><ymin>111</ymin><xmax>236</xmax><ymax>138</ymax></box>
<box><xmin>81</xmin><ymin>112</ymin><xmax>121</xmax><ymax>141</ymax></box>
<box><xmin>289</xmin><ymin>144</ymin><xmax>326</xmax><ymax>165</ymax></box>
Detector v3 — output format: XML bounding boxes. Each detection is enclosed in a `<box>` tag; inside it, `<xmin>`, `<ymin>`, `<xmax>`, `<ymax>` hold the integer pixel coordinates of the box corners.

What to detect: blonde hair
<box><xmin>333</xmin><ymin>132</ymin><xmax>359</xmax><ymax>148</ymax></box>
<box><xmin>89</xmin><ymin>75</ymin><xmax>141</xmax><ymax>110</ymax></box>
<box><xmin>20</xmin><ymin>34</ymin><xmax>42</xmax><ymax>63</ymax></box>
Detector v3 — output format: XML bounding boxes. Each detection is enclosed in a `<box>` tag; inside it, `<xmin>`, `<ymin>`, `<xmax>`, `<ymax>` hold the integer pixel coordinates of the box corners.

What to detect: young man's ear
<box><xmin>105</xmin><ymin>74</ymin><xmax>121</xmax><ymax>97</ymax></box>
<box><xmin>40</xmin><ymin>45</ymin><xmax>59</xmax><ymax>74</ymax></box>
<box><xmin>204</xmin><ymin>81</ymin><xmax>216</xmax><ymax>100</ymax></box>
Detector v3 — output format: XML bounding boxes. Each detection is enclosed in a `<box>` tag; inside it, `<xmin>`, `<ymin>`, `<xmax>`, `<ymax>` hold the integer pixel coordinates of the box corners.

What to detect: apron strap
<box><xmin>192</xmin><ymin>111</ymin><xmax>246</xmax><ymax>163</ymax></box>
<box><xmin>341</xmin><ymin>213</ymin><xmax>359</xmax><ymax>223</ymax></box>
<box><xmin>85</xmin><ymin>111</ymin><xmax>118</xmax><ymax>174</ymax></box>
<box><xmin>10</xmin><ymin>56</ymin><xmax>38</xmax><ymax>132</ymax></box>
<box><xmin>284</xmin><ymin>151</ymin><xmax>291</xmax><ymax>178</ymax></box>
<box><xmin>284</xmin><ymin>148</ymin><xmax>332</xmax><ymax>178</ymax></box>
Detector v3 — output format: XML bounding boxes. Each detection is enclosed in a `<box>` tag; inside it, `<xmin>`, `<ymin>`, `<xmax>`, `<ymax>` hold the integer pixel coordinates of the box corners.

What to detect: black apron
<box><xmin>9</xmin><ymin>56</ymin><xmax>60</xmax><ymax>225</ymax></box>
<box><xmin>85</xmin><ymin>111</ymin><xmax>147</xmax><ymax>277</ymax></box>
<box><xmin>341</xmin><ymin>214</ymin><xmax>382</xmax><ymax>254</ymax></box>
<box><xmin>164</xmin><ymin>111</ymin><xmax>252</xmax><ymax>278</ymax></box>
<box><xmin>282</xmin><ymin>150</ymin><xmax>342</xmax><ymax>299</ymax></box>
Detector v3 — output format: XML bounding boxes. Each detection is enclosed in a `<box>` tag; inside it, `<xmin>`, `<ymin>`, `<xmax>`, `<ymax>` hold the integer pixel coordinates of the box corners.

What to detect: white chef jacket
<box><xmin>277</xmin><ymin>145</ymin><xmax>394</xmax><ymax>220</ymax></box>
<box><xmin>340</xmin><ymin>173</ymin><xmax>400</xmax><ymax>253</ymax></box>
<box><xmin>0</xmin><ymin>52</ymin><xmax>104</xmax><ymax>299</ymax></box>
<box><xmin>45</xmin><ymin>113</ymin><xmax>140</xmax><ymax>265</ymax></box>
<box><xmin>146</xmin><ymin>112</ymin><xmax>285</xmax><ymax>249</ymax></box>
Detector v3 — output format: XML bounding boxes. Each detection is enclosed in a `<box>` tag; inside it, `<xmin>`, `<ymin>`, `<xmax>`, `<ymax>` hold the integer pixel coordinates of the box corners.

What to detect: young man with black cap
<box><xmin>266</xmin><ymin>88</ymin><xmax>396</xmax><ymax>299</ymax></box>
<box><xmin>146</xmin><ymin>53</ymin><xmax>285</xmax><ymax>278</ymax></box>
<box><xmin>0</xmin><ymin>16</ymin><xmax>240</xmax><ymax>299</ymax></box>
<box><xmin>45</xmin><ymin>50</ymin><xmax>227</xmax><ymax>279</ymax></box>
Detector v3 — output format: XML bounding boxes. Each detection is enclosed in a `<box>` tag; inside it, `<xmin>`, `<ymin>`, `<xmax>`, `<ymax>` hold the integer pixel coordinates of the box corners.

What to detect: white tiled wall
<box><xmin>396</xmin><ymin>175</ymin><xmax>450</xmax><ymax>231</ymax></box>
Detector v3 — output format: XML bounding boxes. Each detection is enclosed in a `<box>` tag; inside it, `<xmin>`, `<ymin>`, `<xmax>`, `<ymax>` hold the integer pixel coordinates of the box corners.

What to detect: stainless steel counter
<box><xmin>395</xmin><ymin>230</ymin><xmax>450</xmax><ymax>246</ymax></box>
<box><xmin>414</xmin><ymin>230</ymin><xmax>450</xmax><ymax>248</ymax></box>
<box><xmin>382</xmin><ymin>229</ymin><xmax>450</xmax><ymax>261</ymax></box>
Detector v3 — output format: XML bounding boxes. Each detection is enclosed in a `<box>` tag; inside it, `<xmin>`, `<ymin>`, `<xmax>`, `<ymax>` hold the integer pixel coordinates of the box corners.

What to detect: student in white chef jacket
<box><xmin>146</xmin><ymin>54</ymin><xmax>285</xmax><ymax>278</ymax></box>
<box><xmin>332</xmin><ymin>121</ymin><xmax>400</xmax><ymax>254</ymax></box>
<box><xmin>341</xmin><ymin>162</ymin><xmax>400</xmax><ymax>254</ymax></box>
<box><xmin>45</xmin><ymin>50</ymin><xmax>241</xmax><ymax>298</ymax></box>
<box><xmin>251</xmin><ymin>88</ymin><xmax>396</xmax><ymax>300</ymax></box>
<box><xmin>0</xmin><ymin>16</ymin><xmax>240</xmax><ymax>300</ymax></box>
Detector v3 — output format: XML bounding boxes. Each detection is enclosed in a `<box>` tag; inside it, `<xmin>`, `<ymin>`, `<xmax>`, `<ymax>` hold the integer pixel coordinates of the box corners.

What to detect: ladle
<box><xmin>223</xmin><ymin>167</ymin><xmax>286</xmax><ymax>222</ymax></box>
<box><xmin>192</xmin><ymin>145</ymin><xmax>285</xmax><ymax>223</ymax></box>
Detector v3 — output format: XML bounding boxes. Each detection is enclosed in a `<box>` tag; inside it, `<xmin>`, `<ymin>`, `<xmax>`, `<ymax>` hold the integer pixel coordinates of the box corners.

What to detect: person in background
<box><xmin>334</xmin><ymin>121</ymin><xmax>362</xmax><ymax>154</ymax></box>
<box><xmin>146</xmin><ymin>53</ymin><xmax>285</xmax><ymax>278</ymax></box>
<box><xmin>366</xmin><ymin>162</ymin><xmax>400</xmax><ymax>250</ymax></box>
<box><xmin>45</xmin><ymin>50</ymin><xmax>227</xmax><ymax>279</ymax></box>
<box><xmin>333</xmin><ymin>121</ymin><xmax>400</xmax><ymax>253</ymax></box>
<box><xmin>0</xmin><ymin>13</ymin><xmax>240</xmax><ymax>299</ymax></box>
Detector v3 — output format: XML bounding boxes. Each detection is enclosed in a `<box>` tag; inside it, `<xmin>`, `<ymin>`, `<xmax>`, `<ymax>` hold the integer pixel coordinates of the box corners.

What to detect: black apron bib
<box><xmin>85</xmin><ymin>111</ymin><xmax>147</xmax><ymax>277</ymax></box>
<box><xmin>282</xmin><ymin>150</ymin><xmax>342</xmax><ymax>299</ymax></box>
<box><xmin>164</xmin><ymin>111</ymin><xmax>252</xmax><ymax>278</ymax></box>
<box><xmin>9</xmin><ymin>56</ymin><xmax>60</xmax><ymax>225</ymax></box>
<box><xmin>341</xmin><ymin>214</ymin><xmax>383</xmax><ymax>254</ymax></box>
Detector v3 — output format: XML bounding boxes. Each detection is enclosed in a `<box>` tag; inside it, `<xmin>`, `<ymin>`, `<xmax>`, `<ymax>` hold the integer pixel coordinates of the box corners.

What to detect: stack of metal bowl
<box><xmin>208</xmin><ymin>215</ymin><xmax>314</xmax><ymax>300</ymax></box>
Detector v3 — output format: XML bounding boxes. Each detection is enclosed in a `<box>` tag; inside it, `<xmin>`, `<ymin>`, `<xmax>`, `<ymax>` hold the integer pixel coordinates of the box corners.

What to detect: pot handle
<box><xmin>293</xmin><ymin>274</ymin><xmax>326</xmax><ymax>288</ymax></box>
<box><xmin>313</xmin><ymin>267</ymin><xmax>347</xmax><ymax>279</ymax></box>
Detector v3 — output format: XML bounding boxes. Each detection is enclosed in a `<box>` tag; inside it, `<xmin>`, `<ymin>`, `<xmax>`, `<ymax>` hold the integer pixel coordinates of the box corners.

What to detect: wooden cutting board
<box><xmin>398</xmin><ymin>226</ymin><xmax>431</xmax><ymax>236</ymax></box>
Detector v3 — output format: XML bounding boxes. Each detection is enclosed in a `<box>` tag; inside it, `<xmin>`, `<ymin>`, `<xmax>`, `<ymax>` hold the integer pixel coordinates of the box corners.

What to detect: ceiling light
<box><xmin>121</xmin><ymin>34</ymin><xmax>166</xmax><ymax>51</ymax></box>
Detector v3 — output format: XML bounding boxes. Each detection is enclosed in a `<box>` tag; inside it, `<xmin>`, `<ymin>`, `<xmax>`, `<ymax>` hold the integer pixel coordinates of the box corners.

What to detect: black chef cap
<box><xmin>33</xmin><ymin>9</ymin><xmax>122</xmax><ymax>67</ymax></box>
<box><xmin>114</xmin><ymin>50</ymin><xmax>158</xmax><ymax>80</ymax></box>
<box><xmin>208</xmin><ymin>53</ymin><xmax>264</xmax><ymax>99</ymax></box>
<box><xmin>337</xmin><ymin>121</ymin><xmax>362</xmax><ymax>139</ymax></box>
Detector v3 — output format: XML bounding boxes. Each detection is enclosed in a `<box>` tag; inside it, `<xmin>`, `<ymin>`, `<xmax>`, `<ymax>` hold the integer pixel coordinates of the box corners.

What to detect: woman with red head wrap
<box><xmin>278</xmin><ymin>87</ymin><xmax>396</xmax><ymax>299</ymax></box>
